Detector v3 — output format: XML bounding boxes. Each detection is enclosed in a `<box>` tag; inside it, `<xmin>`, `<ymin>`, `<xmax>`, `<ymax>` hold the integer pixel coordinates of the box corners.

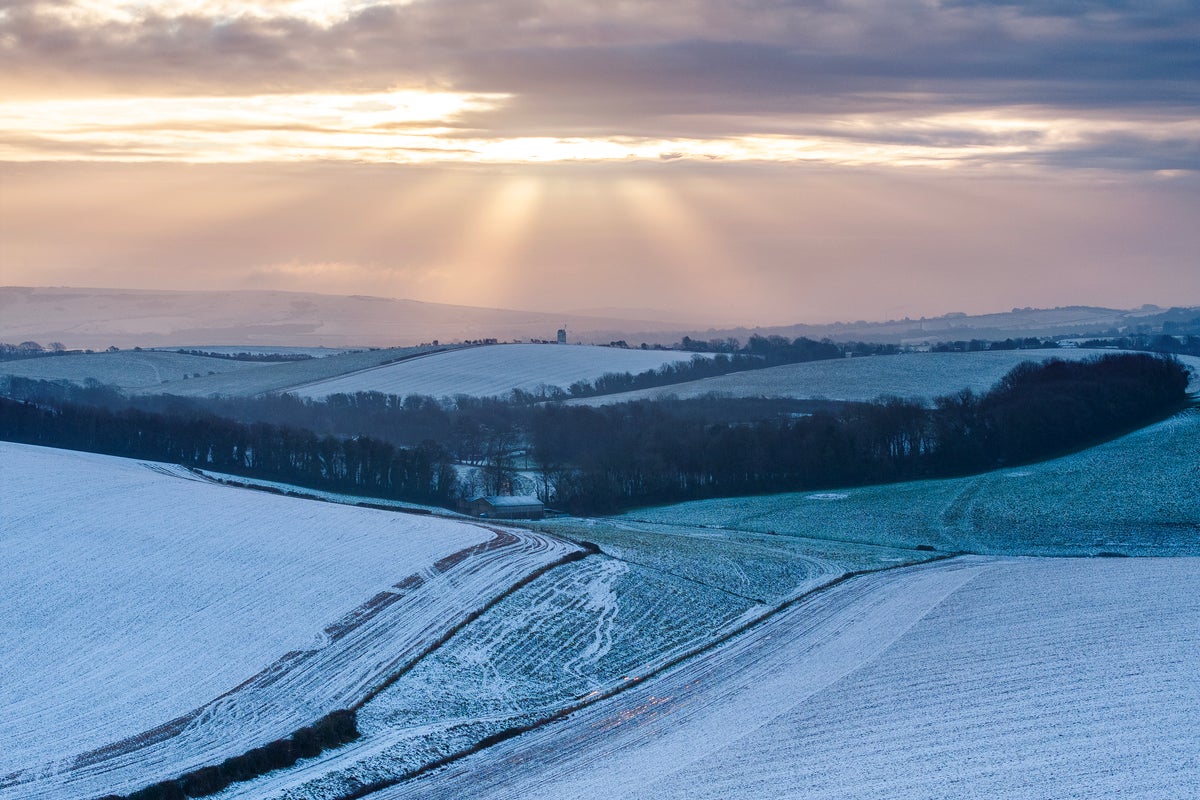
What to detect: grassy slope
<box><xmin>568</xmin><ymin>350</ymin><xmax>1200</xmax><ymax>405</ymax></box>
<box><xmin>619</xmin><ymin>408</ymin><xmax>1200</xmax><ymax>556</ymax></box>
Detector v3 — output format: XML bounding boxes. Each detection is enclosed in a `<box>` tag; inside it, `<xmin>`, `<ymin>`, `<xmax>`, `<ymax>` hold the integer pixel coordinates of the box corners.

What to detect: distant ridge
<box><xmin>0</xmin><ymin>287</ymin><xmax>685</xmax><ymax>349</ymax></box>
<box><xmin>2</xmin><ymin>287</ymin><xmax>1195</xmax><ymax>349</ymax></box>
<box><xmin>635</xmin><ymin>303</ymin><xmax>1200</xmax><ymax>346</ymax></box>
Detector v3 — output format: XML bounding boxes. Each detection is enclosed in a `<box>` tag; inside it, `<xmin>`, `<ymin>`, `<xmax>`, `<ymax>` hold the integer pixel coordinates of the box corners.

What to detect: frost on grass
<box><xmin>622</xmin><ymin>409</ymin><xmax>1200</xmax><ymax>556</ymax></box>
<box><xmin>371</xmin><ymin>557</ymin><xmax>1200</xmax><ymax>800</ymax></box>
<box><xmin>211</xmin><ymin>556</ymin><xmax>759</xmax><ymax>800</ymax></box>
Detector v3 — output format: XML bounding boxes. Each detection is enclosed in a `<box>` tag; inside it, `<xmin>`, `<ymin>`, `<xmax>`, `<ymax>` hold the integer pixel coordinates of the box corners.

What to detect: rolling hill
<box><xmin>0</xmin><ymin>443</ymin><xmax>580</xmax><ymax>800</ymax></box>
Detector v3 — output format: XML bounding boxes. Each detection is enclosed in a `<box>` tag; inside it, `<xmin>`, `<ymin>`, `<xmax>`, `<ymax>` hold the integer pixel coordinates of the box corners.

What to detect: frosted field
<box><xmin>0</xmin><ymin>443</ymin><xmax>579</xmax><ymax>799</ymax></box>
<box><xmin>155</xmin><ymin>346</ymin><xmax>354</xmax><ymax>358</ymax></box>
<box><xmin>203</xmin><ymin>504</ymin><xmax>927</xmax><ymax>799</ymax></box>
<box><xmin>292</xmin><ymin>344</ymin><xmax>713</xmax><ymax>400</ymax></box>
<box><xmin>377</xmin><ymin>556</ymin><xmax>1200</xmax><ymax>800</ymax></box>
<box><xmin>144</xmin><ymin>345</ymin><xmax>448</xmax><ymax>397</ymax></box>
<box><xmin>622</xmin><ymin>408</ymin><xmax>1200</xmax><ymax>556</ymax></box>
<box><xmin>0</xmin><ymin>350</ymin><xmax>265</xmax><ymax>390</ymax></box>
<box><xmin>569</xmin><ymin>349</ymin><xmax>1200</xmax><ymax>405</ymax></box>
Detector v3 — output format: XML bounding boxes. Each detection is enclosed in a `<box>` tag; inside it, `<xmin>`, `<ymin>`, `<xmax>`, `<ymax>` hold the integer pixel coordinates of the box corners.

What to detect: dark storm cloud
<box><xmin>2</xmin><ymin>1</ymin><xmax>1197</xmax><ymax>169</ymax></box>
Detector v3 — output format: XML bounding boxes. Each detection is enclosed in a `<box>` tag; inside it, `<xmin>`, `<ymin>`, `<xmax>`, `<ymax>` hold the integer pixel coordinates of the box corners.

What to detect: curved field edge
<box><xmin>0</xmin><ymin>445</ymin><xmax>582</xmax><ymax>800</ymax></box>
<box><xmin>366</xmin><ymin>556</ymin><xmax>1200</xmax><ymax>800</ymax></box>
<box><xmin>204</xmin><ymin>539</ymin><xmax>940</xmax><ymax>800</ymax></box>
<box><xmin>6</xmin><ymin>525</ymin><xmax>583</xmax><ymax>800</ymax></box>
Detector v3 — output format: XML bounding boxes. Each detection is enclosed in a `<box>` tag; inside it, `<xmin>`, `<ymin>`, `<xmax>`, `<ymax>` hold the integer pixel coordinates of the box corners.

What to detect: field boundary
<box><xmin>326</xmin><ymin>550</ymin><xmax>956</xmax><ymax>800</ymax></box>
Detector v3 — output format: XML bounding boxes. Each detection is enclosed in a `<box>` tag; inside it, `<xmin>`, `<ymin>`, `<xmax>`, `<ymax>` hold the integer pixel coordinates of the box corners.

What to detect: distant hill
<box><xmin>633</xmin><ymin>304</ymin><xmax>1200</xmax><ymax>347</ymax></box>
<box><xmin>2</xmin><ymin>287</ymin><xmax>1196</xmax><ymax>349</ymax></box>
<box><xmin>0</xmin><ymin>287</ymin><xmax>685</xmax><ymax>350</ymax></box>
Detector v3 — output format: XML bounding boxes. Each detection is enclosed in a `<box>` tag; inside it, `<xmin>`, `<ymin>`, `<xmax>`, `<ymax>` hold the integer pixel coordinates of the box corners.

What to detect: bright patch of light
<box><xmin>2</xmin><ymin>93</ymin><xmax>1196</xmax><ymax>169</ymax></box>
<box><xmin>33</xmin><ymin>1</ymin><xmax>389</xmax><ymax>27</ymax></box>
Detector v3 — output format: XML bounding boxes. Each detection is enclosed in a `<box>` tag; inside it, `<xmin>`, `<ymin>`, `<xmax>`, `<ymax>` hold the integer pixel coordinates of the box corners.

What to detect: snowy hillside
<box><xmin>371</xmin><ymin>556</ymin><xmax>1200</xmax><ymax>800</ymax></box>
<box><xmin>0</xmin><ymin>443</ymin><xmax>579</xmax><ymax>799</ymax></box>
<box><xmin>292</xmin><ymin>344</ymin><xmax>712</xmax><ymax>400</ymax></box>
<box><xmin>0</xmin><ymin>350</ymin><xmax>267</xmax><ymax>391</ymax></box>
<box><xmin>570</xmin><ymin>349</ymin><xmax>1200</xmax><ymax>405</ymax></box>
<box><xmin>622</xmin><ymin>408</ymin><xmax>1200</xmax><ymax>556</ymax></box>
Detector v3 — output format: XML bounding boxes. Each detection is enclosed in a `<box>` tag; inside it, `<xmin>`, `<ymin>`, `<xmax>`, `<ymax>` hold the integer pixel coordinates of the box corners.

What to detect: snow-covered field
<box><xmin>140</xmin><ymin>345</ymin><xmax>449</xmax><ymax>397</ymax></box>
<box><xmin>376</xmin><ymin>556</ymin><xmax>1200</xmax><ymax>800</ymax></box>
<box><xmin>622</xmin><ymin>408</ymin><xmax>1200</xmax><ymax>556</ymax></box>
<box><xmin>0</xmin><ymin>443</ymin><xmax>579</xmax><ymax>800</ymax></box>
<box><xmin>291</xmin><ymin>344</ymin><xmax>713</xmax><ymax>400</ymax></box>
<box><xmin>197</xmin><ymin>504</ymin><xmax>929</xmax><ymax>799</ymax></box>
<box><xmin>0</xmin><ymin>350</ymin><xmax>266</xmax><ymax>390</ymax></box>
<box><xmin>569</xmin><ymin>349</ymin><xmax>1200</xmax><ymax>405</ymax></box>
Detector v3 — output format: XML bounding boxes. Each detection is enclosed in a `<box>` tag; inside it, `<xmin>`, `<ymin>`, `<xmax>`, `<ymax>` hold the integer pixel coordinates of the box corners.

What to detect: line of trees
<box><xmin>1</xmin><ymin>354</ymin><xmax>1188</xmax><ymax>514</ymax></box>
<box><xmin>527</xmin><ymin>353</ymin><xmax>1190</xmax><ymax>511</ymax></box>
<box><xmin>102</xmin><ymin>710</ymin><xmax>359</xmax><ymax>800</ymax></box>
<box><xmin>0</xmin><ymin>394</ymin><xmax>458</xmax><ymax>506</ymax></box>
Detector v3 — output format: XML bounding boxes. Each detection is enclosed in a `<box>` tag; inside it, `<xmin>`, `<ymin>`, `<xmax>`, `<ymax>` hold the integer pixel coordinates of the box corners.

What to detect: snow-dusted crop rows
<box><xmin>201</xmin><ymin>508</ymin><xmax>908</xmax><ymax>799</ymax></box>
<box><xmin>623</xmin><ymin>408</ymin><xmax>1200</xmax><ymax>556</ymax></box>
<box><xmin>292</xmin><ymin>344</ymin><xmax>712</xmax><ymax>400</ymax></box>
<box><xmin>570</xmin><ymin>349</ymin><xmax>1200</xmax><ymax>405</ymax></box>
<box><xmin>376</xmin><ymin>556</ymin><xmax>1200</xmax><ymax>800</ymax></box>
<box><xmin>0</xmin><ymin>443</ymin><xmax>579</xmax><ymax>800</ymax></box>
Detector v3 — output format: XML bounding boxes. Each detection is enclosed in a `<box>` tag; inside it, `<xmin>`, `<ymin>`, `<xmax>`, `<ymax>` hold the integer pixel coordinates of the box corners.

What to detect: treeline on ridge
<box><xmin>0</xmin><ymin>353</ymin><xmax>1189</xmax><ymax>514</ymax></box>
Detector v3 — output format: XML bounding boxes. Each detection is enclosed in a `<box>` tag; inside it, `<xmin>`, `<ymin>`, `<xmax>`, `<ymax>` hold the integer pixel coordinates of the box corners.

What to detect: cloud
<box><xmin>0</xmin><ymin>1</ymin><xmax>1197</xmax><ymax>171</ymax></box>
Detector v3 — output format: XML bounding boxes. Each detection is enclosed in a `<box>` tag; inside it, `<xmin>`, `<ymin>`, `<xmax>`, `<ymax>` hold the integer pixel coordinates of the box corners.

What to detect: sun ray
<box><xmin>429</xmin><ymin>175</ymin><xmax>544</xmax><ymax>309</ymax></box>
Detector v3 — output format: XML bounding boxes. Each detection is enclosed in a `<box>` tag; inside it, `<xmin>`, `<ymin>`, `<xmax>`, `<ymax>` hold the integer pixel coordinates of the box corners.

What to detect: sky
<box><xmin>1</xmin><ymin>0</ymin><xmax>1198</xmax><ymax>325</ymax></box>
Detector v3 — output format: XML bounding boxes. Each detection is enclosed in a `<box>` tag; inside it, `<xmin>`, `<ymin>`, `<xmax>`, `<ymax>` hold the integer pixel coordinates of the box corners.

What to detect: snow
<box><xmin>0</xmin><ymin>350</ymin><xmax>266</xmax><ymax>390</ymax></box>
<box><xmin>374</xmin><ymin>556</ymin><xmax>1200</xmax><ymax>800</ymax></box>
<box><xmin>568</xmin><ymin>350</ymin><xmax>1200</xmax><ymax>405</ymax></box>
<box><xmin>622</xmin><ymin>408</ymin><xmax>1200</xmax><ymax>557</ymax></box>
<box><xmin>200</xmin><ymin>511</ymin><xmax>927</xmax><ymax>799</ymax></box>
<box><xmin>291</xmin><ymin>344</ymin><xmax>713</xmax><ymax>400</ymax></box>
<box><xmin>0</xmin><ymin>442</ymin><xmax>579</xmax><ymax>799</ymax></box>
<box><xmin>142</xmin><ymin>345</ymin><xmax>448</xmax><ymax>397</ymax></box>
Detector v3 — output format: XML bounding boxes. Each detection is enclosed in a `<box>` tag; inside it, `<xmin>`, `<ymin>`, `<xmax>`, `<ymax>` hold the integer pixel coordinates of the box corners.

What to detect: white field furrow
<box><xmin>369</xmin><ymin>557</ymin><xmax>1200</xmax><ymax>800</ymax></box>
<box><xmin>362</xmin><ymin>557</ymin><xmax>988</xmax><ymax>800</ymax></box>
<box><xmin>207</xmin><ymin>550</ymin><xmax>800</xmax><ymax>800</ymax></box>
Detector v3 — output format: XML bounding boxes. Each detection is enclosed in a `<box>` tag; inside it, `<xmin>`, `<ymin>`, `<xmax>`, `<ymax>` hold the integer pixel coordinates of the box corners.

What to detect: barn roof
<box><xmin>474</xmin><ymin>495</ymin><xmax>543</xmax><ymax>507</ymax></box>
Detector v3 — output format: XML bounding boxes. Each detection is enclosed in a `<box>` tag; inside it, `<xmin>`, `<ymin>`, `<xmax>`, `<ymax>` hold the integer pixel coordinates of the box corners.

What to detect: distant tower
<box><xmin>557</xmin><ymin>327</ymin><xmax>567</xmax><ymax>345</ymax></box>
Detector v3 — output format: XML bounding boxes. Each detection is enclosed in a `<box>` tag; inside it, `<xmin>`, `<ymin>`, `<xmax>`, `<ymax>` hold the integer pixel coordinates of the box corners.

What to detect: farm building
<box><xmin>467</xmin><ymin>495</ymin><xmax>545</xmax><ymax>520</ymax></box>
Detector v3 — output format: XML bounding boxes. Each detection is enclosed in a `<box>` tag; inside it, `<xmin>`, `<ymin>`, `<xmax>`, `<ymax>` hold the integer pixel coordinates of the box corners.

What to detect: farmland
<box><xmin>2</xmin><ymin>342</ymin><xmax>1197</xmax><ymax>800</ymax></box>
<box><xmin>0</xmin><ymin>443</ymin><xmax>580</xmax><ymax>800</ymax></box>
<box><xmin>620</xmin><ymin>407</ymin><xmax>1200</xmax><ymax>557</ymax></box>
<box><xmin>371</xmin><ymin>556</ymin><xmax>1200</xmax><ymax>800</ymax></box>
<box><xmin>569</xmin><ymin>349</ymin><xmax>1200</xmax><ymax>405</ymax></box>
<box><xmin>190</xmin><ymin>503</ymin><xmax>928</xmax><ymax>800</ymax></box>
<box><xmin>0</xmin><ymin>350</ymin><xmax>266</xmax><ymax>391</ymax></box>
<box><xmin>0</xmin><ymin>346</ymin><xmax>449</xmax><ymax>397</ymax></box>
<box><xmin>291</xmin><ymin>344</ymin><xmax>713</xmax><ymax>400</ymax></box>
